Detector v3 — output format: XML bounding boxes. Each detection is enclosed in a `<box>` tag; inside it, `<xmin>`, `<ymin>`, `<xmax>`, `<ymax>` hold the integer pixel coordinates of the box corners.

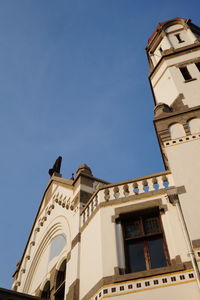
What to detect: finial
<box><xmin>48</xmin><ymin>156</ymin><xmax>62</xmax><ymax>177</ymax></box>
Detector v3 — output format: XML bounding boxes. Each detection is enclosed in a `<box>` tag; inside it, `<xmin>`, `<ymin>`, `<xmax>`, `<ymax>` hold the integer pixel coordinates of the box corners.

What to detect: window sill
<box><xmin>114</xmin><ymin>264</ymin><xmax>184</xmax><ymax>283</ymax></box>
<box><xmin>184</xmin><ymin>78</ymin><xmax>197</xmax><ymax>83</ymax></box>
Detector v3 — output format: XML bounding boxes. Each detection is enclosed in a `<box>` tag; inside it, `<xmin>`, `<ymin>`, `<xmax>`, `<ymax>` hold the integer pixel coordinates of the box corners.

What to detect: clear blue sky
<box><xmin>0</xmin><ymin>0</ymin><xmax>199</xmax><ymax>289</ymax></box>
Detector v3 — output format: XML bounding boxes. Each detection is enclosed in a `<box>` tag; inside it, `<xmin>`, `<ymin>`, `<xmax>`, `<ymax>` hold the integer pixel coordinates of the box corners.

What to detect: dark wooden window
<box><xmin>55</xmin><ymin>260</ymin><xmax>66</xmax><ymax>300</ymax></box>
<box><xmin>175</xmin><ymin>33</ymin><xmax>184</xmax><ymax>43</ymax></box>
<box><xmin>195</xmin><ymin>62</ymin><xmax>200</xmax><ymax>72</ymax></box>
<box><xmin>179</xmin><ymin>67</ymin><xmax>192</xmax><ymax>81</ymax></box>
<box><xmin>41</xmin><ymin>281</ymin><xmax>50</xmax><ymax>299</ymax></box>
<box><xmin>121</xmin><ymin>208</ymin><xmax>168</xmax><ymax>274</ymax></box>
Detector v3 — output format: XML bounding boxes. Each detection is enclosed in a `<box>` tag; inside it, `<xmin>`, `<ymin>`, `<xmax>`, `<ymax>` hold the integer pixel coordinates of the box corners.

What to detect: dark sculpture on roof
<box><xmin>48</xmin><ymin>156</ymin><xmax>62</xmax><ymax>177</ymax></box>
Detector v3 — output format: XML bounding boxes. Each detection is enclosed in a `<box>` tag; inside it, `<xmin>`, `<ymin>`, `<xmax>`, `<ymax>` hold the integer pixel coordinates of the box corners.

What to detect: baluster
<box><xmin>109</xmin><ymin>187</ymin><xmax>115</xmax><ymax>200</ymax></box>
<box><xmin>148</xmin><ymin>178</ymin><xmax>155</xmax><ymax>191</ymax></box>
<box><xmin>104</xmin><ymin>188</ymin><xmax>110</xmax><ymax>201</ymax></box>
<box><xmin>137</xmin><ymin>181</ymin><xmax>144</xmax><ymax>194</ymax></box>
<box><xmin>157</xmin><ymin>176</ymin><xmax>165</xmax><ymax>189</ymax></box>
<box><xmin>118</xmin><ymin>185</ymin><xmax>124</xmax><ymax>198</ymax></box>
<box><xmin>167</xmin><ymin>174</ymin><xmax>174</xmax><ymax>187</ymax></box>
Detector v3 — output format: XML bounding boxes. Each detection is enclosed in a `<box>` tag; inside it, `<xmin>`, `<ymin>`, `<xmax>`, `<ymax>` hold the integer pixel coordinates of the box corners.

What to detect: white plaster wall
<box><xmin>151</xmin><ymin>50</ymin><xmax>200</xmax><ymax>107</ymax></box>
<box><xmin>165</xmin><ymin>138</ymin><xmax>200</xmax><ymax>241</ymax></box>
<box><xmin>153</xmin><ymin>66</ymin><xmax>179</xmax><ymax>106</ymax></box>
<box><xmin>161</xmin><ymin>204</ymin><xmax>188</xmax><ymax>262</ymax></box>
<box><xmin>100</xmin><ymin>206</ymin><xmax>118</xmax><ymax>277</ymax></box>
<box><xmin>80</xmin><ymin>210</ymin><xmax>103</xmax><ymax>299</ymax></box>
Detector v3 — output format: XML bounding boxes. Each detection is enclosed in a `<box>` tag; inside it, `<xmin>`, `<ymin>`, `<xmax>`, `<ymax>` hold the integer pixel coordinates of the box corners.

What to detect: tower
<box><xmin>8</xmin><ymin>17</ymin><xmax>200</xmax><ymax>300</ymax></box>
<box><xmin>146</xmin><ymin>17</ymin><xmax>200</xmax><ymax>250</ymax></box>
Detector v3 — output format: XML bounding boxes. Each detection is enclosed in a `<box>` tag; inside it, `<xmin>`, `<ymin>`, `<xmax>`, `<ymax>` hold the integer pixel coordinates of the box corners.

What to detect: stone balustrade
<box><xmin>81</xmin><ymin>171</ymin><xmax>174</xmax><ymax>226</ymax></box>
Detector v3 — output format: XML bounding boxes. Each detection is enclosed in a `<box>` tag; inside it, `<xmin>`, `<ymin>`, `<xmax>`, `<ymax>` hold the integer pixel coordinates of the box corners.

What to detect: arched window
<box><xmin>188</xmin><ymin>118</ymin><xmax>200</xmax><ymax>134</ymax></box>
<box><xmin>55</xmin><ymin>260</ymin><xmax>66</xmax><ymax>300</ymax></box>
<box><xmin>169</xmin><ymin>123</ymin><xmax>185</xmax><ymax>139</ymax></box>
<box><xmin>41</xmin><ymin>281</ymin><xmax>50</xmax><ymax>299</ymax></box>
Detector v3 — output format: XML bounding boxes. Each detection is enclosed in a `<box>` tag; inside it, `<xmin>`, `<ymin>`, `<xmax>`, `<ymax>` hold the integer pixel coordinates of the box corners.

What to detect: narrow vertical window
<box><xmin>175</xmin><ymin>33</ymin><xmax>184</xmax><ymax>43</ymax></box>
<box><xmin>159</xmin><ymin>46</ymin><xmax>163</xmax><ymax>54</ymax></box>
<box><xmin>179</xmin><ymin>66</ymin><xmax>192</xmax><ymax>81</ymax></box>
<box><xmin>55</xmin><ymin>260</ymin><xmax>66</xmax><ymax>300</ymax></box>
<box><xmin>195</xmin><ymin>62</ymin><xmax>200</xmax><ymax>72</ymax></box>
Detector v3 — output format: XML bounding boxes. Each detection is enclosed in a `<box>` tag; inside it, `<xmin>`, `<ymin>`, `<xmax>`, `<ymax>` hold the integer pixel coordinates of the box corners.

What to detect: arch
<box><xmin>23</xmin><ymin>216</ymin><xmax>70</xmax><ymax>294</ymax></box>
<box><xmin>41</xmin><ymin>281</ymin><xmax>50</xmax><ymax>299</ymax></box>
<box><xmin>169</xmin><ymin>123</ymin><xmax>186</xmax><ymax>139</ymax></box>
<box><xmin>54</xmin><ymin>259</ymin><xmax>67</xmax><ymax>300</ymax></box>
<box><xmin>188</xmin><ymin>118</ymin><xmax>200</xmax><ymax>134</ymax></box>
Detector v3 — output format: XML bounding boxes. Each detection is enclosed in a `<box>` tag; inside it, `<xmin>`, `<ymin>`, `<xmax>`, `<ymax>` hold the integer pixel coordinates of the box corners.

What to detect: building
<box><xmin>10</xmin><ymin>17</ymin><xmax>200</xmax><ymax>300</ymax></box>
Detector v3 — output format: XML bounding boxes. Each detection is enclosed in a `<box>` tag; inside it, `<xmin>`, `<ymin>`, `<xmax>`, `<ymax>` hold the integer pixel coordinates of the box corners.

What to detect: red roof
<box><xmin>147</xmin><ymin>17</ymin><xmax>187</xmax><ymax>46</ymax></box>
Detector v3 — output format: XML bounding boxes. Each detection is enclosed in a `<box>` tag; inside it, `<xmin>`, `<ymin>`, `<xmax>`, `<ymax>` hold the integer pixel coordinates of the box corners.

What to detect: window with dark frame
<box><xmin>175</xmin><ymin>33</ymin><xmax>184</xmax><ymax>43</ymax></box>
<box><xmin>195</xmin><ymin>62</ymin><xmax>200</xmax><ymax>72</ymax></box>
<box><xmin>41</xmin><ymin>281</ymin><xmax>51</xmax><ymax>299</ymax></box>
<box><xmin>179</xmin><ymin>66</ymin><xmax>193</xmax><ymax>81</ymax></box>
<box><xmin>121</xmin><ymin>208</ymin><xmax>169</xmax><ymax>274</ymax></box>
<box><xmin>54</xmin><ymin>260</ymin><xmax>66</xmax><ymax>300</ymax></box>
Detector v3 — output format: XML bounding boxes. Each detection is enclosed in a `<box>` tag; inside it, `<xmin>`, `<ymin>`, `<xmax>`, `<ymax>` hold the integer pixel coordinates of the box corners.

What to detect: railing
<box><xmin>81</xmin><ymin>171</ymin><xmax>174</xmax><ymax>226</ymax></box>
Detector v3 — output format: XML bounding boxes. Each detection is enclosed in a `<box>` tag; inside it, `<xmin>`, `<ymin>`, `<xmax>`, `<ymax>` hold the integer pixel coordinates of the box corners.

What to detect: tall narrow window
<box><xmin>195</xmin><ymin>62</ymin><xmax>200</xmax><ymax>72</ymax></box>
<box><xmin>121</xmin><ymin>208</ymin><xmax>168</xmax><ymax>274</ymax></box>
<box><xmin>55</xmin><ymin>260</ymin><xmax>66</xmax><ymax>300</ymax></box>
<box><xmin>179</xmin><ymin>66</ymin><xmax>192</xmax><ymax>81</ymax></box>
<box><xmin>159</xmin><ymin>46</ymin><xmax>163</xmax><ymax>54</ymax></box>
<box><xmin>41</xmin><ymin>281</ymin><xmax>50</xmax><ymax>299</ymax></box>
<box><xmin>175</xmin><ymin>33</ymin><xmax>184</xmax><ymax>43</ymax></box>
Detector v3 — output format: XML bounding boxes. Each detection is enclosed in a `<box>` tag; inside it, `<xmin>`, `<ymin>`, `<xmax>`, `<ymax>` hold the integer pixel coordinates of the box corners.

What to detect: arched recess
<box><xmin>54</xmin><ymin>259</ymin><xmax>67</xmax><ymax>300</ymax></box>
<box><xmin>169</xmin><ymin>123</ymin><xmax>185</xmax><ymax>139</ymax></box>
<box><xmin>188</xmin><ymin>118</ymin><xmax>200</xmax><ymax>134</ymax></box>
<box><xmin>41</xmin><ymin>281</ymin><xmax>51</xmax><ymax>299</ymax></box>
<box><xmin>23</xmin><ymin>216</ymin><xmax>70</xmax><ymax>294</ymax></box>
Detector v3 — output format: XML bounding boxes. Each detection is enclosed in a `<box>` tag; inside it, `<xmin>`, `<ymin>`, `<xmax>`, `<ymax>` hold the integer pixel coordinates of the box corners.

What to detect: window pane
<box><xmin>144</xmin><ymin>217</ymin><xmax>160</xmax><ymax>234</ymax></box>
<box><xmin>148</xmin><ymin>238</ymin><xmax>167</xmax><ymax>269</ymax></box>
<box><xmin>124</xmin><ymin>220</ymin><xmax>141</xmax><ymax>238</ymax></box>
<box><xmin>126</xmin><ymin>242</ymin><xmax>146</xmax><ymax>273</ymax></box>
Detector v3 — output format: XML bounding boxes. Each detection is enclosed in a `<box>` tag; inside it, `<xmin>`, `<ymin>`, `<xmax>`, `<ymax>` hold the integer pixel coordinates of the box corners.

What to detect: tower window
<box><xmin>121</xmin><ymin>208</ymin><xmax>168</xmax><ymax>274</ymax></box>
<box><xmin>179</xmin><ymin>66</ymin><xmax>192</xmax><ymax>81</ymax></box>
<box><xmin>175</xmin><ymin>33</ymin><xmax>184</xmax><ymax>43</ymax></box>
<box><xmin>195</xmin><ymin>62</ymin><xmax>200</xmax><ymax>72</ymax></box>
<box><xmin>159</xmin><ymin>46</ymin><xmax>163</xmax><ymax>54</ymax></box>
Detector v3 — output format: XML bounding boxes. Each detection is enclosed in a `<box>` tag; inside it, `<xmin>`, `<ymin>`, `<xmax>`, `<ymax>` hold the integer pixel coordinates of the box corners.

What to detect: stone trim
<box><xmin>113</xmin><ymin>264</ymin><xmax>184</xmax><ymax>283</ymax></box>
<box><xmin>71</xmin><ymin>233</ymin><xmax>81</xmax><ymax>249</ymax></box>
<box><xmin>111</xmin><ymin>198</ymin><xmax>167</xmax><ymax>222</ymax></box>
<box><xmin>81</xmin><ymin>265</ymin><xmax>191</xmax><ymax>300</ymax></box>
<box><xmin>148</xmin><ymin>43</ymin><xmax>200</xmax><ymax>79</ymax></box>
<box><xmin>66</xmin><ymin>279</ymin><xmax>79</xmax><ymax>300</ymax></box>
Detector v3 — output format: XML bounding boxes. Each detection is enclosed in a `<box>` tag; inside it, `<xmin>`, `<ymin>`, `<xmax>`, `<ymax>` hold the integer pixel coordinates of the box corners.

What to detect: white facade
<box><xmin>12</xmin><ymin>18</ymin><xmax>200</xmax><ymax>300</ymax></box>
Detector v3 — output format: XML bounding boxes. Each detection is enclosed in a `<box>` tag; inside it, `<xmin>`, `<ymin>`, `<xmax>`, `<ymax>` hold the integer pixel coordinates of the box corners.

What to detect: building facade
<box><xmin>11</xmin><ymin>18</ymin><xmax>200</xmax><ymax>300</ymax></box>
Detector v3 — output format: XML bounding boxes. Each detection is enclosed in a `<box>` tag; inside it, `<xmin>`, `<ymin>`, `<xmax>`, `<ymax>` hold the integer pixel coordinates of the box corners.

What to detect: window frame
<box><xmin>179</xmin><ymin>66</ymin><xmax>193</xmax><ymax>81</ymax></box>
<box><xmin>175</xmin><ymin>33</ymin><xmax>184</xmax><ymax>43</ymax></box>
<box><xmin>121</xmin><ymin>208</ymin><xmax>169</xmax><ymax>274</ymax></box>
